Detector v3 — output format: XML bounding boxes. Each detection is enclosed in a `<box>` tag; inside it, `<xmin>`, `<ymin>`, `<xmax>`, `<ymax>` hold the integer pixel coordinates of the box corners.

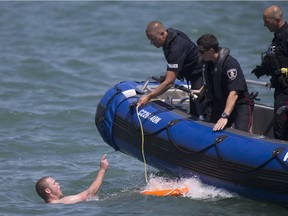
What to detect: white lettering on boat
<box><xmin>283</xmin><ymin>152</ymin><xmax>288</xmax><ymax>162</ymax></box>
<box><xmin>138</xmin><ymin>109</ymin><xmax>151</xmax><ymax>118</ymax></box>
<box><xmin>149</xmin><ymin>115</ymin><xmax>162</xmax><ymax>124</ymax></box>
<box><xmin>138</xmin><ymin>109</ymin><xmax>162</xmax><ymax>124</ymax></box>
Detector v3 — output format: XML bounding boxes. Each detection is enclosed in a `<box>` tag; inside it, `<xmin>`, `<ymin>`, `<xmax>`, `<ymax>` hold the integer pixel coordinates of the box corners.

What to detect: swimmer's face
<box><xmin>45</xmin><ymin>177</ymin><xmax>63</xmax><ymax>198</ymax></box>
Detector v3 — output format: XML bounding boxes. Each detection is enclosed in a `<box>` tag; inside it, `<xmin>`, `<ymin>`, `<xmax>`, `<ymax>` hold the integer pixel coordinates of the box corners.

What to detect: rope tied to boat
<box><xmin>231</xmin><ymin>147</ymin><xmax>288</xmax><ymax>173</ymax></box>
<box><xmin>167</xmin><ymin>123</ymin><xmax>288</xmax><ymax>173</ymax></box>
<box><xmin>134</xmin><ymin>105</ymin><xmax>189</xmax><ymax>196</ymax></box>
<box><xmin>166</xmin><ymin>120</ymin><xmax>229</xmax><ymax>154</ymax></box>
<box><xmin>130</xmin><ymin>102</ymin><xmax>175</xmax><ymax>136</ymax></box>
<box><xmin>131</xmin><ymin>102</ymin><xmax>288</xmax><ymax>178</ymax></box>
<box><xmin>135</xmin><ymin>105</ymin><xmax>149</xmax><ymax>183</ymax></box>
<box><xmin>99</xmin><ymin>85</ymin><xmax>122</xmax><ymax>129</ymax></box>
<box><xmin>214</xmin><ymin>144</ymin><xmax>288</xmax><ymax>173</ymax></box>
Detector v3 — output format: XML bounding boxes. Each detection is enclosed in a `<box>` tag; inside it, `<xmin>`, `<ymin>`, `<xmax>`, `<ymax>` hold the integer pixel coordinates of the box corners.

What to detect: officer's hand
<box><xmin>251</xmin><ymin>65</ymin><xmax>265</xmax><ymax>79</ymax></box>
<box><xmin>137</xmin><ymin>94</ymin><xmax>151</xmax><ymax>108</ymax></box>
<box><xmin>213</xmin><ymin>118</ymin><xmax>228</xmax><ymax>131</ymax></box>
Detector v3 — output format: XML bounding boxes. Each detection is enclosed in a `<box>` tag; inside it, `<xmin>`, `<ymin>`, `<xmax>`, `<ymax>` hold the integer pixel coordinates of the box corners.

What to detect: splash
<box><xmin>86</xmin><ymin>195</ymin><xmax>99</xmax><ymax>202</ymax></box>
<box><xmin>142</xmin><ymin>174</ymin><xmax>235</xmax><ymax>200</ymax></box>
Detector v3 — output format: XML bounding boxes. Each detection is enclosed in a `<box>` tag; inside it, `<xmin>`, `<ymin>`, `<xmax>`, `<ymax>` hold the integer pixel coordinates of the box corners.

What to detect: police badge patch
<box><xmin>227</xmin><ymin>68</ymin><xmax>237</xmax><ymax>80</ymax></box>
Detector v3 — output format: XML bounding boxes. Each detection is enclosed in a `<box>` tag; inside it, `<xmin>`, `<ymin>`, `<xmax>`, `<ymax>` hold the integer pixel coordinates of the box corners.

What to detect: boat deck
<box><xmin>139</xmin><ymin>83</ymin><xmax>276</xmax><ymax>139</ymax></box>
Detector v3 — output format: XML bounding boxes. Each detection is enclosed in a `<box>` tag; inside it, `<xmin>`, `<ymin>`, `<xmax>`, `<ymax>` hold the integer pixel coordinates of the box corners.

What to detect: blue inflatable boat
<box><xmin>95</xmin><ymin>76</ymin><xmax>288</xmax><ymax>205</ymax></box>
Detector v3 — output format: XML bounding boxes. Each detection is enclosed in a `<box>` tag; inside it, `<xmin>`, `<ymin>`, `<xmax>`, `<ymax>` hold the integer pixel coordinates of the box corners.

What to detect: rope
<box><xmin>165</xmin><ymin>120</ymin><xmax>287</xmax><ymax>173</ymax></box>
<box><xmin>136</xmin><ymin>105</ymin><xmax>148</xmax><ymax>184</ymax></box>
<box><xmin>133</xmin><ymin>99</ymin><xmax>288</xmax><ymax>179</ymax></box>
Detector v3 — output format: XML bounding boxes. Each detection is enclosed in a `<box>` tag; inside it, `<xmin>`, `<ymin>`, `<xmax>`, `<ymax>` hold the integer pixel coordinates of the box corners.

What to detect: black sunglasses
<box><xmin>198</xmin><ymin>48</ymin><xmax>209</xmax><ymax>54</ymax></box>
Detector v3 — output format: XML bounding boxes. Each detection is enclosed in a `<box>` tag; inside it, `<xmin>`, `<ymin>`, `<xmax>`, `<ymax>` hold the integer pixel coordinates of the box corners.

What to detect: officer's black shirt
<box><xmin>162</xmin><ymin>28</ymin><xmax>202</xmax><ymax>82</ymax></box>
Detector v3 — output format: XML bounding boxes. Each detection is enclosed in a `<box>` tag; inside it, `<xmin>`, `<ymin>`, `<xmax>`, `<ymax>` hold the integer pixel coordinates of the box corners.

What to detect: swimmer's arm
<box><xmin>58</xmin><ymin>154</ymin><xmax>109</xmax><ymax>204</ymax></box>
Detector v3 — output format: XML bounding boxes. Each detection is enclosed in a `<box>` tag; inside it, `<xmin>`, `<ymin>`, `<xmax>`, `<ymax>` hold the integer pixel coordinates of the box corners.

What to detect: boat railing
<box><xmin>139</xmin><ymin>76</ymin><xmax>287</xmax><ymax>140</ymax></box>
<box><xmin>150</xmin><ymin>76</ymin><xmax>193</xmax><ymax>94</ymax></box>
<box><xmin>139</xmin><ymin>76</ymin><xmax>204</xmax><ymax>120</ymax></box>
<box><xmin>243</xmin><ymin>79</ymin><xmax>288</xmax><ymax>140</ymax></box>
<box><xmin>246</xmin><ymin>79</ymin><xmax>271</xmax><ymax>88</ymax></box>
<box><xmin>138</xmin><ymin>76</ymin><xmax>190</xmax><ymax>104</ymax></box>
<box><xmin>139</xmin><ymin>75</ymin><xmax>153</xmax><ymax>93</ymax></box>
<box><xmin>262</xmin><ymin>105</ymin><xmax>288</xmax><ymax>137</ymax></box>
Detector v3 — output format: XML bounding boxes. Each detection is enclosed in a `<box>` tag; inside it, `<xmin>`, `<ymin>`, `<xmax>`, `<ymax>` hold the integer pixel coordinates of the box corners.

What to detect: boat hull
<box><xmin>95</xmin><ymin>80</ymin><xmax>288</xmax><ymax>205</ymax></box>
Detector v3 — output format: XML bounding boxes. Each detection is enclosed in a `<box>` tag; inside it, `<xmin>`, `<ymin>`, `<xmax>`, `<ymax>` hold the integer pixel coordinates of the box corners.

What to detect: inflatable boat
<box><xmin>95</xmin><ymin>76</ymin><xmax>288</xmax><ymax>205</ymax></box>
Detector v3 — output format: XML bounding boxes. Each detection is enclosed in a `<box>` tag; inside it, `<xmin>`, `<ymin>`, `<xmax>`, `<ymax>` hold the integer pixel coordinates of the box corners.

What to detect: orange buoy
<box><xmin>140</xmin><ymin>186</ymin><xmax>189</xmax><ymax>197</ymax></box>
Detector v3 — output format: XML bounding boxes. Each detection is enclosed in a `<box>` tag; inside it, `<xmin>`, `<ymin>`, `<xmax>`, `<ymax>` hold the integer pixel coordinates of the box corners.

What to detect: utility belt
<box><xmin>236</xmin><ymin>92</ymin><xmax>255</xmax><ymax>106</ymax></box>
<box><xmin>207</xmin><ymin>92</ymin><xmax>255</xmax><ymax>108</ymax></box>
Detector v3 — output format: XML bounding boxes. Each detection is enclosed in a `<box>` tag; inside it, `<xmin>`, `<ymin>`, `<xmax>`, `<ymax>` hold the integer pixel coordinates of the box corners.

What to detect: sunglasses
<box><xmin>198</xmin><ymin>48</ymin><xmax>209</xmax><ymax>54</ymax></box>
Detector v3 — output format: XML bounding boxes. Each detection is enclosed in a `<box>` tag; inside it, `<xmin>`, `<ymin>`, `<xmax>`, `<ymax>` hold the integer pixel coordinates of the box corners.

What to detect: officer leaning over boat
<box><xmin>194</xmin><ymin>34</ymin><xmax>254</xmax><ymax>132</ymax></box>
<box><xmin>251</xmin><ymin>5</ymin><xmax>288</xmax><ymax>141</ymax></box>
<box><xmin>137</xmin><ymin>21</ymin><xmax>205</xmax><ymax>114</ymax></box>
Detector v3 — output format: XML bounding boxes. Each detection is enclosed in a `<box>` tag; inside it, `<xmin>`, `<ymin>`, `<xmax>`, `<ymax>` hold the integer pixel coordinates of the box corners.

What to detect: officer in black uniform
<box><xmin>196</xmin><ymin>34</ymin><xmax>254</xmax><ymax>132</ymax></box>
<box><xmin>137</xmin><ymin>21</ymin><xmax>203</xmax><ymax>113</ymax></box>
<box><xmin>251</xmin><ymin>5</ymin><xmax>288</xmax><ymax>140</ymax></box>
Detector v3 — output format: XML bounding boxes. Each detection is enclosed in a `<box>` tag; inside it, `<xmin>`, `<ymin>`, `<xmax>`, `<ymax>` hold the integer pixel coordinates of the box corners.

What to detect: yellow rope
<box><xmin>136</xmin><ymin>105</ymin><xmax>148</xmax><ymax>183</ymax></box>
<box><xmin>135</xmin><ymin>98</ymin><xmax>162</xmax><ymax>184</ymax></box>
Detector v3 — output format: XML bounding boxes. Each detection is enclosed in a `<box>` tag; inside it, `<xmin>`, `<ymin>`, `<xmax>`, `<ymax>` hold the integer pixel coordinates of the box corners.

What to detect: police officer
<box><xmin>196</xmin><ymin>34</ymin><xmax>253</xmax><ymax>132</ymax></box>
<box><xmin>251</xmin><ymin>5</ymin><xmax>288</xmax><ymax>140</ymax></box>
<box><xmin>137</xmin><ymin>21</ymin><xmax>203</xmax><ymax>111</ymax></box>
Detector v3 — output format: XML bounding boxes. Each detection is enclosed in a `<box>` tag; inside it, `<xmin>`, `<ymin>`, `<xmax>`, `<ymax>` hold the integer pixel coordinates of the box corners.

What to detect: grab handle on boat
<box><xmin>246</xmin><ymin>79</ymin><xmax>271</xmax><ymax>88</ymax></box>
<box><xmin>262</xmin><ymin>105</ymin><xmax>288</xmax><ymax>137</ymax></box>
<box><xmin>151</xmin><ymin>76</ymin><xmax>203</xmax><ymax>119</ymax></box>
<box><xmin>151</xmin><ymin>76</ymin><xmax>193</xmax><ymax>94</ymax></box>
<box><xmin>141</xmin><ymin>76</ymin><xmax>153</xmax><ymax>93</ymax></box>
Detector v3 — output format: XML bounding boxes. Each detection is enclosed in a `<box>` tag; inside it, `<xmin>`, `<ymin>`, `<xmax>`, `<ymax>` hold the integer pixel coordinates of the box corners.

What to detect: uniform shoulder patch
<box><xmin>227</xmin><ymin>68</ymin><xmax>237</xmax><ymax>80</ymax></box>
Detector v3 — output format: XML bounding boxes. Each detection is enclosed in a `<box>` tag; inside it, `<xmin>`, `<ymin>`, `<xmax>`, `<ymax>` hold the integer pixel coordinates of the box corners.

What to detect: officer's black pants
<box><xmin>273</xmin><ymin>92</ymin><xmax>288</xmax><ymax>141</ymax></box>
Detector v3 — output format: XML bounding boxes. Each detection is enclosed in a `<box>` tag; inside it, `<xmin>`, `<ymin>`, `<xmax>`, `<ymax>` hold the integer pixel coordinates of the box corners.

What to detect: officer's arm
<box><xmin>223</xmin><ymin>91</ymin><xmax>238</xmax><ymax>116</ymax></box>
<box><xmin>137</xmin><ymin>71</ymin><xmax>176</xmax><ymax>107</ymax></box>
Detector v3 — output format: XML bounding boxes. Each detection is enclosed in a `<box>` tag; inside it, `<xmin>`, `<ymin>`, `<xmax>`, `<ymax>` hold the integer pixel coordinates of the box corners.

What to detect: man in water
<box><xmin>35</xmin><ymin>154</ymin><xmax>109</xmax><ymax>204</ymax></box>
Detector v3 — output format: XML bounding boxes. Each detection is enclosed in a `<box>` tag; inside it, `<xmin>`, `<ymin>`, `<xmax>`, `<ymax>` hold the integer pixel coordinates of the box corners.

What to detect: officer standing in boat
<box><xmin>251</xmin><ymin>5</ymin><xmax>288</xmax><ymax>141</ymax></box>
<box><xmin>195</xmin><ymin>34</ymin><xmax>253</xmax><ymax>132</ymax></box>
<box><xmin>137</xmin><ymin>21</ymin><xmax>205</xmax><ymax>115</ymax></box>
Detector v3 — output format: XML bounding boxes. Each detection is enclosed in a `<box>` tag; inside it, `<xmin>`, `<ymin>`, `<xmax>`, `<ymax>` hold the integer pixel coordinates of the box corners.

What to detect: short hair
<box><xmin>35</xmin><ymin>176</ymin><xmax>50</xmax><ymax>202</ymax></box>
<box><xmin>197</xmin><ymin>34</ymin><xmax>220</xmax><ymax>52</ymax></box>
<box><xmin>266</xmin><ymin>5</ymin><xmax>283</xmax><ymax>20</ymax></box>
<box><xmin>146</xmin><ymin>21</ymin><xmax>166</xmax><ymax>35</ymax></box>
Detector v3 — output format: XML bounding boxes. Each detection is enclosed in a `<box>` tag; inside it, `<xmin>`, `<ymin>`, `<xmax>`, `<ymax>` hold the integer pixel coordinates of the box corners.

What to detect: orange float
<box><xmin>140</xmin><ymin>186</ymin><xmax>189</xmax><ymax>197</ymax></box>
